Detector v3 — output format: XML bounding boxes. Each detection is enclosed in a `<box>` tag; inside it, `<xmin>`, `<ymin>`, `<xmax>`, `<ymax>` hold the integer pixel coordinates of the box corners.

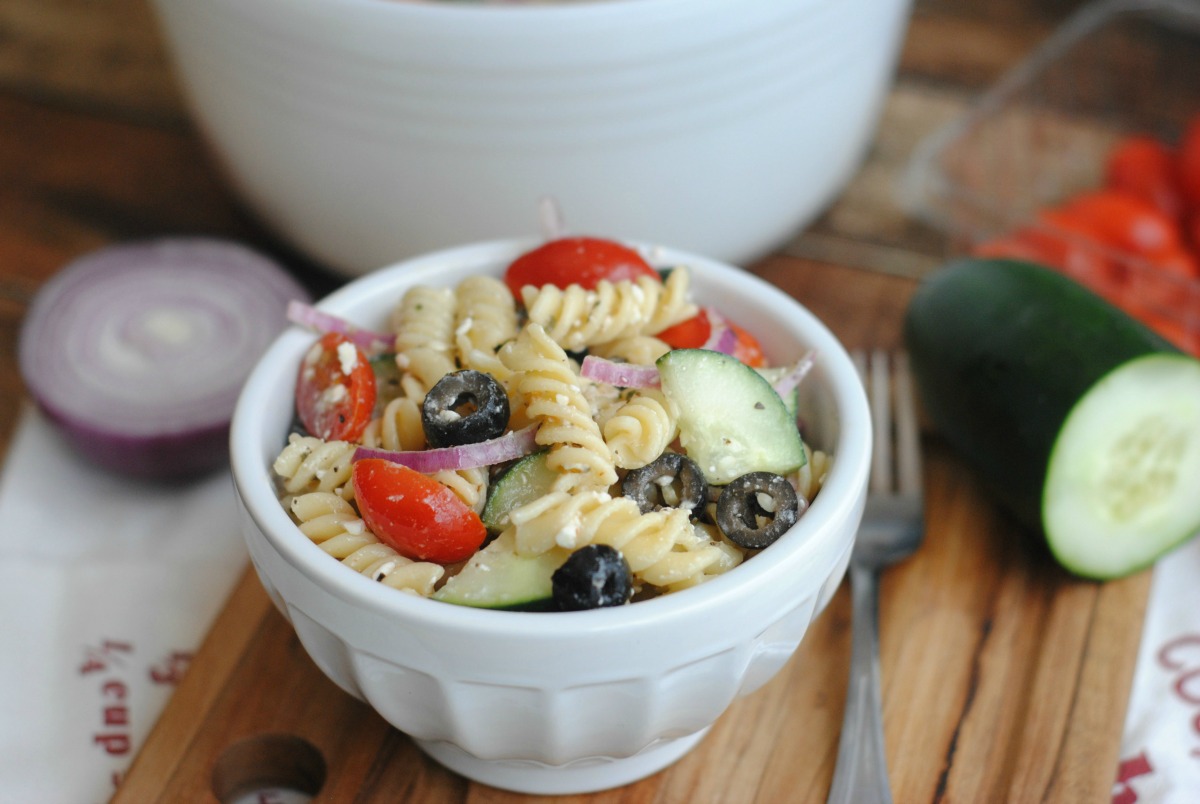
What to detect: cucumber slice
<box><xmin>656</xmin><ymin>349</ymin><xmax>805</xmax><ymax>485</ymax></box>
<box><xmin>755</xmin><ymin>367</ymin><xmax>800</xmax><ymax>422</ymax></box>
<box><xmin>905</xmin><ymin>258</ymin><xmax>1200</xmax><ymax>578</ymax></box>
<box><xmin>481</xmin><ymin>450</ymin><xmax>557</xmax><ymax>532</ymax></box>
<box><xmin>1044</xmin><ymin>354</ymin><xmax>1200</xmax><ymax>578</ymax></box>
<box><xmin>432</xmin><ymin>531</ymin><xmax>564</xmax><ymax>611</ymax></box>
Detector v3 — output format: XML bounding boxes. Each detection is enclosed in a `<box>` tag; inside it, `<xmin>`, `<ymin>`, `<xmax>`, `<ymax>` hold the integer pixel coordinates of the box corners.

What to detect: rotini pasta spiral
<box><xmin>499</xmin><ymin>323</ymin><xmax>617</xmax><ymax>492</ymax></box>
<box><xmin>273</xmin><ymin>434</ymin><xmax>357</xmax><ymax>498</ymax></box>
<box><xmin>454</xmin><ymin>275</ymin><xmax>518</xmax><ymax>379</ymax></box>
<box><xmin>432</xmin><ymin>467</ymin><xmax>489</xmax><ymax>515</ymax></box>
<box><xmin>508</xmin><ymin>490</ymin><xmax>730</xmax><ymax>589</ymax></box>
<box><xmin>590</xmin><ymin>334</ymin><xmax>671</xmax><ymax>366</ymax></box>
<box><xmin>392</xmin><ymin>285</ymin><xmax>457</xmax><ymax>400</ymax></box>
<box><xmin>602</xmin><ymin>389</ymin><xmax>679</xmax><ymax>470</ymax></box>
<box><xmin>288</xmin><ymin>492</ymin><xmax>443</xmax><ymax>595</ymax></box>
<box><xmin>791</xmin><ymin>443</ymin><xmax>833</xmax><ymax>504</ymax></box>
<box><xmin>520</xmin><ymin>268</ymin><xmax>696</xmax><ymax>352</ymax></box>
<box><xmin>361</xmin><ymin>396</ymin><xmax>425</xmax><ymax>453</ymax></box>
<box><xmin>664</xmin><ymin>522</ymin><xmax>745</xmax><ymax>592</ymax></box>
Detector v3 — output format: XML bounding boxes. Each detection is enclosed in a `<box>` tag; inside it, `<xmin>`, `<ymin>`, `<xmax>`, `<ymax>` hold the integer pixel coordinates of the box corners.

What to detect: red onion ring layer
<box><xmin>19</xmin><ymin>238</ymin><xmax>310</xmax><ymax>479</ymax></box>
<box><xmin>353</xmin><ymin>424</ymin><xmax>540</xmax><ymax>473</ymax></box>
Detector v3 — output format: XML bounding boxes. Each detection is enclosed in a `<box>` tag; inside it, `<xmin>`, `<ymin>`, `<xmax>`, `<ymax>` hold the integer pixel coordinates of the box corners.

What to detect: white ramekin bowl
<box><xmin>150</xmin><ymin>0</ymin><xmax>912</xmax><ymax>277</ymax></box>
<box><xmin>229</xmin><ymin>238</ymin><xmax>871</xmax><ymax>794</ymax></box>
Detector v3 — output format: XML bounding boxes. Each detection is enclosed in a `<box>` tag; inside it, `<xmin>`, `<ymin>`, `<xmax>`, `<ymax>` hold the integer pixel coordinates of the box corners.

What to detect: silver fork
<box><xmin>827</xmin><ymin>350</ymin><xmax>925</xmax><ymax>804</ymax></box>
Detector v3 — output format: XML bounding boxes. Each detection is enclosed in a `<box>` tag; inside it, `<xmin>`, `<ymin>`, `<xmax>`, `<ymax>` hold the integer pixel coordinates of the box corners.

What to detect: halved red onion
<box><xmin>700</xmin><ymin>308</ymin><xmax>738</xmax><ymax>355</ymax></box>
<box><xmin>772</xmin><ymin>350</ymin><xmax>817</xmax><ymax>397</ymax></box>
<box><xmin>286</xmin><ymin>300</ymin><xmax>393</xmax><ymax>355</ymax></box>
<box><xmin>353</xmin><ymin>424</ymin><xmax>540</xmax><ymax>473</ymax></box>
<box><xmin>579</xmin><ymin>355</ymin><xmax>661</xmax><ymax>388</ymax></box>
<box><xmin>19</xmin><ymin>238</ymin><xmax>309</xmax><ymax>480</ymax></box>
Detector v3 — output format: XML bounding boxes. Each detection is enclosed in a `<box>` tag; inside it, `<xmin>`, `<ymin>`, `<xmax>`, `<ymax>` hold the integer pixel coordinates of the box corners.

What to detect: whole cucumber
<box><xmin>904</xmin><ymin>258</ymin><xmax>1200</xmax><ymax>579</ymax></box>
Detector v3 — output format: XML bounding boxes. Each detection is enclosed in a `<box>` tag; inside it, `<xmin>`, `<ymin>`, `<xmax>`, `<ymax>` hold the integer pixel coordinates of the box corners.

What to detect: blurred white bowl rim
<box><xmin>151</xmin><ymin>0</ymin><xmax>913</xmax><ymax>276</ymax></box>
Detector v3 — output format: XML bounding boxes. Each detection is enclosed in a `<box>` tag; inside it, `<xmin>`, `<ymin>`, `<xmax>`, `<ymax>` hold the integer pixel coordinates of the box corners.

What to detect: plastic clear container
<box><xmin>902</xmin><ymin>0</ymin><xmax>1200</xmax><ymax>354</ymax></box>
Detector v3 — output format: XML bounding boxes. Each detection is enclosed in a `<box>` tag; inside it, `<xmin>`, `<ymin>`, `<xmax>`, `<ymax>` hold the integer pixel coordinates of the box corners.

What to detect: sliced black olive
<box><xmin>552</xmin><ymin>544</ymin><xmax>633</xmax><ymax>611</ymax></box>
<box><xmin>716</xmin><ymin>472</ymin><xmax>800</xmax><ymax>550</ymax></box>
<box><xmin>620</xmin><ymin>452</ymin><xmax>708</xmax><ymax>516</ymax></box>
<box><xmin>422</xmin><ymin>370</ymin><xmax>510</xmax><ymax>448</ymax></box>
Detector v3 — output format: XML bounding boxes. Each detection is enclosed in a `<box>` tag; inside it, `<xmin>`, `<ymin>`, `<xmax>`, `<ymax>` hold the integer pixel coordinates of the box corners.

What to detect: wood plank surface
<box><xmin>0</xmin><ymin>1</ymin><xmax>1152</xmax><ymax>802</ymax></box>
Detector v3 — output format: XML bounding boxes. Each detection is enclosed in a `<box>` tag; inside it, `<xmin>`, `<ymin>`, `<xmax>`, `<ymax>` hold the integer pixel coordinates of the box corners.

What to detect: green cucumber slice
<box><xmin>432</xmin><ymin>531</ymin><xmax>563</xmax><ymax>611</ymax></box>
<box><xmin>481</xmin><ymin>450</ymin><xmax>556</xmax><ymax>533</ymax></box>
<box><xmin>1044</xmin><ymin>354</ymin><xmax>1200</xmax><ymax>578</ymax></box>
<box><xmin>656</xmin><ymin>348</ymin><xmax>805</xmax><ymax>485</ymax></box>
<box><xmin>755</xmin><ymin>367</ymin><xmax>800</xmax><ymax>422</ymax></box>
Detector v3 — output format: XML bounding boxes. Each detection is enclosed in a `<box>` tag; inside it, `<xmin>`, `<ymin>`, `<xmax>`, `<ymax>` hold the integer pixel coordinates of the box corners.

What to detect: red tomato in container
<box><xmin>504</xmin><ymin>236</ymin><xmax>659</xmax><ymax>297</ymax></box>
<box><xmin>1104</xmin><ymin>135</ymin><xmax>1185</xmax><ymax>221</ymax></box>
<box><xmin>1177</xmin><ymin>112</ymin><xmax>1200</xmax><ymax>207</ymax></box>
<box><xmin>1056</xmin><ymin>189</ymin><xmax>1183</xmax><ymax>259</ymax></box>
<box><xmin>352</xmin><ymin>458</ymin><xmax>487</xmax><ymax>564</ymax></box>
<box><xmin>295</xmin><ymin>332</ymin><xmax>376</xmax><ymax>442</ymax></box>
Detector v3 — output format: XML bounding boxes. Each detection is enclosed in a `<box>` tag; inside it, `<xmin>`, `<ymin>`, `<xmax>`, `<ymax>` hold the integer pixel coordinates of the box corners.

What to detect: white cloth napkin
<box><xmin>0</xmin><ymin>406</ymin><xmax>246</xmax><ymax>803</ymax></box>
<box><xmin>1115</xmin><ymin>533</ymin><xmax>1200</xmax><ymax>803</ymax></box>
<box><xmin>1</xmin><ymin>405</ymin><xmax>1198</xmax><ymax>803</ymax></box>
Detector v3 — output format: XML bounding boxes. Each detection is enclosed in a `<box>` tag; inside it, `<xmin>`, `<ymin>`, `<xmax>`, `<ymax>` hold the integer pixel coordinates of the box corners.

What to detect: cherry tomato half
<box><xmin>352</xmin><ymin>458</ymin><xmax>487</xmax><ymax>563</ymax></box>
<box><xmin>295</xmin><ymin>332</ymin><xmax>376</xmax><ymax>442</ymax></box>
<box><xmin>656</xmin><ymin>308</ymin><xmax>766</xmax><ymax>367</ymax></box>
<box><xmin>504</xmin><ymin>236</ymin><xmax>659</xmax><ymax>298</ymax></box>
<box><xmin>656</xmin><ymin>309</ymin><xmax>712</xmax><ymax>349</ymax></box>
<box><xmin>1104</xmin><ymin>135</ymin><xmax>1185</xmax><ymax>221</ymax></box>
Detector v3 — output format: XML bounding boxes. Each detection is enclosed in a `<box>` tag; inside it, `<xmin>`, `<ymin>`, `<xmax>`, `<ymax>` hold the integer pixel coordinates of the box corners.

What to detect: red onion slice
<box><xmin>286</xmin><ymin>300</ymin><xmax>393</xmax><ymax>355</ymax></box>
<box><xmin>579</xmin><ymin>355</ymin><xmax>661</xmax><ymax>388</ymax></box>
<box><xmin>700</xmin><ymin>308</ymin><xmax>738</xmax><ymax>355</ymax></box>
<box><xmin>772</xmin><ymin>350</ymin><xmax>817</xmax><ymax>397</ymax></box>
<box><xmin>19</xmin><ymin>238</ymin><xmax>309</xmax><ymax>480</ymax></box>
<box><xmin>353</xmin><ymin>424</ymin><xmax>540</xmax><ymax>473</ymax></box>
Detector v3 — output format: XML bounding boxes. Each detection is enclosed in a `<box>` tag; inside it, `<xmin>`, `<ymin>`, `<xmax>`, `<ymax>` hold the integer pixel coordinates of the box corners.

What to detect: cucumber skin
<box><xmin>903</xmin><ymin>258</ymin><xmax>1178</xmax><ymax>534</ymax></box>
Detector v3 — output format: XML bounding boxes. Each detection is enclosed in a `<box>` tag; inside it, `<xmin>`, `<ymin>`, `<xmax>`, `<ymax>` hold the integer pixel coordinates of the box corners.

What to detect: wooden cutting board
<box><xmin>112</xmin><ymin>259</ymin><xmax>1151</xmax><ymax>803</ymax></box>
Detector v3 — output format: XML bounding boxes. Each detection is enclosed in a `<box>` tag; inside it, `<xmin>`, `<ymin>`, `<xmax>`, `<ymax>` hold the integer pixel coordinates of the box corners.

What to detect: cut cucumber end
<box><xmin>1044</xmin><ymin>353</ymin><xmax>1200</xmax><ymax>579</ymax></box>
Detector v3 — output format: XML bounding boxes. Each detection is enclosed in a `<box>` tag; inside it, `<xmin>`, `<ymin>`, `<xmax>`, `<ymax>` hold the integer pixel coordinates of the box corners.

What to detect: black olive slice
<box><xmin>620</xmin><ymin>452</ymin><xmax>708</xmax><ymax>516</ymax></box>
<box><xmin>421</xmin><ymin>370</ymin><xmax>510</xmax><ymax>448</ymax></box>
<box><xmin>716</xmin><ymin>472</ymin><xmax>800</xmax><ymax>550</ymax></box>
<box><xmin>552</xmin><ymin>544</ymin><xmax>633</xmax><ymax>610</ymax></box>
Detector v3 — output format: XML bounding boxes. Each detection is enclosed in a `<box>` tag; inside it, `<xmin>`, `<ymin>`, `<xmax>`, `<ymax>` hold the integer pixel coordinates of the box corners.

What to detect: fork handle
<box><xmin>826</xmin><ymin>562</ymin><xmax>893</xmax><ymax>804</ymax></box>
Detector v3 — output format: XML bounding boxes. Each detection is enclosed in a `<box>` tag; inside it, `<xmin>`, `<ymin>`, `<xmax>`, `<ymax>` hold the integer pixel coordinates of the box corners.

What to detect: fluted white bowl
<box><xmin>150</xmin><ymin>0</ymin><xmax>912</xmax><ymax>277</ymax></box>
<box><xmin>229</xmin><ymin>238</ymin><xmax>870</xmax><ymax>794</ymax></box>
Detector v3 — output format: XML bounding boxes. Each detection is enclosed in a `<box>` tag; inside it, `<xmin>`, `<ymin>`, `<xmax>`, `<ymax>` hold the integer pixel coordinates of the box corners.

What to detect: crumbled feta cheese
<box><xmin>336</xmin><ymin>341</ymin><xmax>358</xmax><ymax>375</ymax></box>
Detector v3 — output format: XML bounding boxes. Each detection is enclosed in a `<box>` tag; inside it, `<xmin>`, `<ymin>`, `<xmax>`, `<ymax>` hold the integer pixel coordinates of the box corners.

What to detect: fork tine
<box><xmin>869</xmin><ymin>350</ymin><xmax>893</xmax><ymax>494</ymax></box>
<box><xmin>853</xmin><ymin>349</ymin><xmax>893</xmax><ymax>494</ymax></box>
<box><xmin>893</xmin><ymin>352</ymin><xmax>922</xmax><ymax>496</ymax></box>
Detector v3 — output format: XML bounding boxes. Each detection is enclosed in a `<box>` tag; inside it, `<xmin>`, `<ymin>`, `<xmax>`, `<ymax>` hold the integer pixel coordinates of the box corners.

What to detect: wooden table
<box><xmin>1</xmin><ymin>1</ymin><xmax>1152</xmax><ymax>801</ymax></box>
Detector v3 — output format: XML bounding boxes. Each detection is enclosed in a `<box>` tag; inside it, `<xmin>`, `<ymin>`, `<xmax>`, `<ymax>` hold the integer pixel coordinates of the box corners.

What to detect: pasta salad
<box><xmin>273</xmin><ymin>236</ymin><xmax>831</xmax><ymax>611</ymax></box>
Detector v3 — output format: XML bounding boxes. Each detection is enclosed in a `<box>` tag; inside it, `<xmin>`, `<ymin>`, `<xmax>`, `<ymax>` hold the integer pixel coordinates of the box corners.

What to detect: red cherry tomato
<box><xmin>504</xmin><ymin>236</ymin><xmax>659</xmax><ymax>298</ymax></box>
<box><xmin>656</xmin><ymin>308</ymin><xmax>766</xmax><ymax>367</ymax></box>
<box><xmin>352</xmin><ymin>459</ymin><xmax>487</xmax><ymax>564</ymax></box>
<box><xmin>295</xmin><ymin>332</ymin><xmax>376</xmax><ymax>442</ymax></box>
<box><xmin>1104</xmin><ymin>135</ymin><xmax>1185</xmax><ymax>221</ymax></box>
<box><xmin>728</xmin><ymin>320</ymin><xmax>765</xmax><ymax>368</ymax></box>
<box><xmin>1057</xmin><ymin>189</ymin><xmax>1183</xmax><ymax>258</ymax></box>
<box><xmin>1177</xmin><ymin>112</ymin><xmax>1200</xmax><ymax>207</ymax></box>
<box><xmin>657</xmin><ymin>309</ymin><xmax>713</xmax><ymax>349</ymax></box>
